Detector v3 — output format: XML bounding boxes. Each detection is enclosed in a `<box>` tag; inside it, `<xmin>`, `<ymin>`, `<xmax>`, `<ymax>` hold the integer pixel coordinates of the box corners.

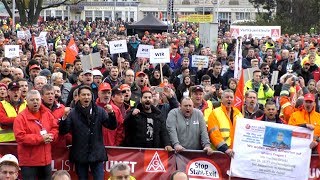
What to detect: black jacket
<box><xmin>123</xmin><ymin>103</ymin><xmax>170</xmax><ymax>148</ymax></box>
<box><xmin>59</xmin><ymin>102</ymin><xmax>117</xmax><ymax>163</ymax></box>
<box><xmin>222</xmin><ymin>69</ymin><xmax>234</xmax><ymax>89</ymax></box>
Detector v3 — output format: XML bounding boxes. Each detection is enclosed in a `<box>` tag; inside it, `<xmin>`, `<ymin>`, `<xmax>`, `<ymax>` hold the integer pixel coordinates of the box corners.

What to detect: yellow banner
<box><xmin>178</xmin><ymin>14</ymin><xmax>213</xmax><ymax>23</ymax></box>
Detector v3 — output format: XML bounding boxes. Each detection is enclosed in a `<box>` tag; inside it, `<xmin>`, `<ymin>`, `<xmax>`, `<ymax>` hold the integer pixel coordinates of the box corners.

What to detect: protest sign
<box><xmin>191</xmin><ymin>55</ymin><xmax>209</xmax><ymax>68</ymax></box>
<box><xmin>81</xmin><ymin>52</ymin><xmax>101</xmax><ymax>71</ymax></box>
<box><xmin>230</xmin><ymin>26</ymin><xmax>281</xmax><ymax>40</ymax></box>
<box><xmin>149</xmin><ymin>48</ymin><xmax>170</xmax><ymax>64</ymax></box>
<box><xmin>4</xmin><ymin>45</ymin><xmax>19</xmax><ymax>58</ymax></box>
<box><xmin>136</xmin><ymin>44</ymin><xmax>154</xmax><ymax>58</ymax></box>
<box><xmin>39</xmin><ymin>31</ymin><xmax>48</xmax><ymax>37</ymax></box>
<box><xmin>109</xmin><ymin>40</ymin><xmax>128</xmax><ymax>54</ymax></box>
<box><xmin>17</xmin><ymin>31</ymin><xmax>26</xmax><ymax>39</ymax></box>
<box><xmin>34</xmin><ymin>36</ymin><xmax>48</xmax><ymax>51</ymax></box>
<box><xmin>24</xmin><ymin>30</ymin><xmax>32</xmax><ymax>39</ymax></box>
<box><xmin>230</xmin><ymin>118</ymin><xmax>313</xmax><ymax>180</ymax></box>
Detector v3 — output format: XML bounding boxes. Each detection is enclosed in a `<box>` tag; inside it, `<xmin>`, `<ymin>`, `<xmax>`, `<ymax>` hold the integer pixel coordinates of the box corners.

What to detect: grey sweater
<box><xmin>166</xmin><ymin>108</ymin><xmax>211</xmax><ymax>150</ymax></box>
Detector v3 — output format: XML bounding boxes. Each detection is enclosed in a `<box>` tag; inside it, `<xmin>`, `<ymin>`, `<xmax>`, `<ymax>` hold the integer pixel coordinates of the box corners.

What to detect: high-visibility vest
<box><xmin>0</xmin><ymin>100</ymin><xmax>27</xmax><ymax>142</ymax></box>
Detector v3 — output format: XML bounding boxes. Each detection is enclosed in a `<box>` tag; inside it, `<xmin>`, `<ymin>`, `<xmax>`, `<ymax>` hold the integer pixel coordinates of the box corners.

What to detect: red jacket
<box><xmin>96</xmin><ymin>98</ymin><xmax>124</xmax><ymax>146</ymax></box>
<box><xmin>13</xmin><ymin>104</ymin><xmax>58</xmax><ymax>166</ymax></box>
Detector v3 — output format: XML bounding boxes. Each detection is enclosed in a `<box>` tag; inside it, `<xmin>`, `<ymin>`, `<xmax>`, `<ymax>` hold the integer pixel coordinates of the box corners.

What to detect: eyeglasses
<box><xmin>125</xmin><ymin>75</ymin><xmax>134</xmax><ymax>77</ymax></box>
<box><xmin>121</xmin><ymin>90</ymin><xmax>130</xmax><ymax>93</ymax></box>
<box><xmin>262</xmin><ymin>67</ymin><xmax>270</xmax><ymax>70</ymax></box>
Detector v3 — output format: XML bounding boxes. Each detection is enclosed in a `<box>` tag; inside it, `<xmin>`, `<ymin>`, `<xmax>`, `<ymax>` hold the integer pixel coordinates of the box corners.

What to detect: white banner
<box><xmin>109</xmin><ymin>40</ymin><xmax>128</xmax><ymax>54</ymax></box>
<box><xmin>4</xmin><ymin>45</ymin><xmax>19</xmax><ymax>58</ymax></box>
<box><xmin>81</xmin><ymin>52</ymin><xmax>102</xmax><ymax>71</ymax></box>
<box><xmin>230</xmin><ymin>26</ymin><xmax>281</xmax><ymax>40</ymax></box>
<box><xmin>149</xmin><ymin>48</ymin><xmax>170</xmax><ymax>63</ymax></box>
<box><xmin>231</xmin><ymin>118</ymin><xmax>313</xmax><ymax>180</ymax></box>
<box><xmin>17</xmin><ymin>31</ymin><xmax>26</xmax><ymax>39</ymax></box>
<box><xmin>136</xmin><ymin>44</ymin><xmax>154</xmax><ymax>58</ymax></box>
<box><xmin>191</xmin><ymin>55</ymin><xmax>209</xmax><ymax>68</ymax></box>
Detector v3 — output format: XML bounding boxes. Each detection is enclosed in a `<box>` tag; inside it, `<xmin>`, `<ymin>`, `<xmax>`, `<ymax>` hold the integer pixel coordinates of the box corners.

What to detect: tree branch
<box><xmin>1</xmin><ymin>0</ymin><xmax>13</xmax><ymax>18</ymax></box>
<box><xmin>41</xmin><ymin>0</ymin><xmax>82</xmax><ymax>10</ymax></box>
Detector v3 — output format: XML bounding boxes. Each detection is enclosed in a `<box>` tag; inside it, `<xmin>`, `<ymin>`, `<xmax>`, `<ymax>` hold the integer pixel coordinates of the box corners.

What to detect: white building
<box><xmin>42</xmin><ymin>0</ymin><xmax>257</xmax><ymax>23</ymax></box>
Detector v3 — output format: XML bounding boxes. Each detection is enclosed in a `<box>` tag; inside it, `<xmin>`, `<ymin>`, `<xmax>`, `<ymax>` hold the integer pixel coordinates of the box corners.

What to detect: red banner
<box><xmin>0</xmin><ymin>143</ymin><xmax>319</xmax><ymax>179</ymax></box>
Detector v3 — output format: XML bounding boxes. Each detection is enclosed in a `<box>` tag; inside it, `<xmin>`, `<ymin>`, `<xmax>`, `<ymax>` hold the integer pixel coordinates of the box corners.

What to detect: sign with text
<box><xmin>136</xmin><ymin>44</ymin><xmax>154</xmax><ymax>58</ymax></box>
<box><xmin>39</xmin><ymin>31</ymin><xmax>48</xmax><ymax>37</ymax></box>
<box><xmin>4</xmin><ymin>45</ymin><xmax>19</xmax><ymax>58</ymax></box>
<box><xmin>109</xmin><ymin>40</ymin><xmax>128</xmax><ymax>54</ymax></box>
<box><xmin>230</xmin><ymin>26</ymin><xmax>281</xmax><ymax>40</ymax></box>
<box><xmin>191</xmin><ymin>55</ymin><xmax>209</xmax><ymax>68</ymax></box>
<box><xmin>149</xmin><ymin>48</ymin><xmax>170</xmax><ymax>63</ymax></box>
<box><xmin>34</xmin><ymin>36</ymin><xmax>48</xmax><ymax>51</ymax></box>
<box><xmin>17</xmin><ymin>31</ymin><xmax>26</xmax><ymax>39</ymax></box>
<box><xmin>178</xmin><ymin>14</ymin><xmax>213</xmax><ymax>23</ymax></box>
<box><xmin>231</xmin><ymin>118</ymin><xmax>313</xmax><ymax>180</ymax></box>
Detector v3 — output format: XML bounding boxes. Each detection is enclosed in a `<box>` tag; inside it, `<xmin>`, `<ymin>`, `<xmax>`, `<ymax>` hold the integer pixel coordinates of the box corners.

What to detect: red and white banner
<box><xmin>0</xmin><ymin>143</ymin><xmax>319</xmax><ymax>179</ymax></box>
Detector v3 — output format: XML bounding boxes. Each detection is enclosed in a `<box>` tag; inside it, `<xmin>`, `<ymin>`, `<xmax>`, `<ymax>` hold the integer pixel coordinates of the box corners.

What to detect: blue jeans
<box><xmin>75</xmin><ymin>161</ymin><xmax>104</xmax><ymax>180</ymax></box>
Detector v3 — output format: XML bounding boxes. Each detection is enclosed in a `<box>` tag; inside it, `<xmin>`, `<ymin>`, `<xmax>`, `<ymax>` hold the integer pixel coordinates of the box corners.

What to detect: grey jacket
<box><xmin>166</xmin><ymin>108</ymin><xmax>211</xmax><ymax>150</ymax></box>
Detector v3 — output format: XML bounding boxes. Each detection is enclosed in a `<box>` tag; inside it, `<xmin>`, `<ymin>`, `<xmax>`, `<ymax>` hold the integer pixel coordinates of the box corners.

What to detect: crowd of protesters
<box><xmin>0</xmin><ymin>18</ymin><xmax>319</xmax><ymax>179</ymax></box>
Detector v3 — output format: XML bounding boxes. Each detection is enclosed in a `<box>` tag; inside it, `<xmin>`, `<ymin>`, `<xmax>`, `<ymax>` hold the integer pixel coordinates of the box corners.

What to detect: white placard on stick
<box><xmin>149</xmin><ymin>48</ymin><xmax>170</xmax><ymax>63</ymax></box>
<box><xmin>136</xmin><ymin>44</ymin><xmax>154</xmax><ymax>58</ymax></box>
<box><xmin>5</xmin><ymin>45</ymin><xmax>19</xmax><ymax>58</ymax></box>
<box><xmin>271</xmin><ymin>70</ymin><xmax>279</xmax><ymax>86</ymax></box>
<box><xmin>17</xmin><ymin>31</ymin><xmax>26</xmax><ymax>39</ymax></box>
<box><xmin>191</xmin><ymin>55</ymin><xmax>209</xmax><ymax>68</ymax></box>
<box><xmin>109</xmin><ymin>40</ymin><xmax>128</xmax><ymax>54</ymax></box>
<box><xmin>39</xmin><ymin>31</ymin><xmax>48</xmax><ymax>37</ymax></box>
<box><xmin>34</xmin><ymin>36</ymin><xmax>48</xmax><ymax>51</ymax></box>
<box><xmin>81</xmin><ymin>52</ymin><xmax>102</xmax><ymax>71</ymax></box>
<box><xmin>230</xmin><ymin>118</ymin><xmax>312</xmax><ymax>180</ymax></box>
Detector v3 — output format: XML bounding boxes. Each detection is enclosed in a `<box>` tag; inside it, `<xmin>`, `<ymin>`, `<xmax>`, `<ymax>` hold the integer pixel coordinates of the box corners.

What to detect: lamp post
<box><xmin>12</xmin><ymin>0</ymin><xmax>15</xmax><ymax>31</ymax></box>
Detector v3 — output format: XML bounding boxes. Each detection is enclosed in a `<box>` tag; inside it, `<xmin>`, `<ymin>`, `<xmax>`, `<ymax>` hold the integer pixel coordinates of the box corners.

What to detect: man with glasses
<box><xmin>0</xmin><ymin>154</ymin><xmax>19</xmax><ymax>180</ymax></box>
<box><xmin>123</xmin><ymin>69</ymin><xmax>141</xmax><ymax>102</ymax></box>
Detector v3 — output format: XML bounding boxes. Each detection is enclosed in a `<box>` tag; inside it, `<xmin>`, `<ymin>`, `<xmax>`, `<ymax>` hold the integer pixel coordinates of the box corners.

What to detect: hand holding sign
<box><xmin>109</xmin><ymin>40</ymin><xmax>128</xmax><ymax>54</ymax></box>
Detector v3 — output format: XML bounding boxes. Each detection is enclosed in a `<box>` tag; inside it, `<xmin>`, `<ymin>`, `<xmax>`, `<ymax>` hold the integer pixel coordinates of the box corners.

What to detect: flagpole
<box><xmin>234</xmin><ymin>38</ymin><xmax>239</xmax><ymax>79</ymax></box>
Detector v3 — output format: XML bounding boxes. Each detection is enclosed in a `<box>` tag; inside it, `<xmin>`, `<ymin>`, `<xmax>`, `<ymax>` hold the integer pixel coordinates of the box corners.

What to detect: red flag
<box><xmin>63</xmin><ymin>37</ymin><xmax>78</xmax><ymax>69</ymax></box>
<box><xmin>234</xmin><ymin>69</ymin><xmax>244</xmax><ymax>111</ymax></box>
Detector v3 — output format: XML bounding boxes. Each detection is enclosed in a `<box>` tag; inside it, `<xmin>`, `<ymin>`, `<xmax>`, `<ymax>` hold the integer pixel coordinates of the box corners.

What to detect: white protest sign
<box><xmin>191</xmin><ymin>55</ymin><xmax>209</xmax><ymax>68</ymax></box>
<box><xmin>4</xmin><ymin>45</ymin><xmax>19</xmax><ymax>58</ymax></box>
<box><xmin>81</xmin><ymin>52</ymin><xmax>102</xmax><ymax>71</ymax></box>
<box><xmin>109</xmin><ymin>40</ymin><xmax>128</xmax><ymax>54</ymax></box>
<box><xmin>230</xmin><ymin>26</ymin><xmax>281</xmax><ymax>40</ymax></box>
<box><xmin>39</xmin><ymin>31</ymin><xmax>48</xmax><ymax>37</ymax></box>
<box><xmin>34</xmin><ymin>36</ymin><xmax>48</xmax><ymax>51</ymax></box>
<box><xmin>149</xmin><ymin>48</ymin><xmax>170</xmax><ymax>63</ymax></box>
<box><xmin>136</xmin><ymin>44</ymin><xmax>154</xmax><ymax>58</ymax></box>
<box><xmin>17</xmin><ymin>31</ymin><xmax>26</xmax><ymax>39</ymax></box>
<box><xmin>25</xmin><ymin>30</ymin><xmax>31</xmax><ymax>40</ymax></box>
<box><xmin>230</xmin><ymin>118</ymin><xmax>312</xmax><ymax>180</ymax></box>
<box><xmin>271</xmin><ymin>70</ymin><xmax>279</xmax><ymax>86</ymax></box>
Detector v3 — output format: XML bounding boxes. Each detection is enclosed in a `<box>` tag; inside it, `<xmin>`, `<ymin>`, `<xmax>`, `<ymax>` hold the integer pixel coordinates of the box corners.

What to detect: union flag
<box><xmin>234</xmin><ymin>69</ymin><xmax>244</xmax><ymax>111</ymax></box>
<box><xmin>63</xmin><ymin>37</ymin><xmax>78</xmax><ymax>69</ymax></box>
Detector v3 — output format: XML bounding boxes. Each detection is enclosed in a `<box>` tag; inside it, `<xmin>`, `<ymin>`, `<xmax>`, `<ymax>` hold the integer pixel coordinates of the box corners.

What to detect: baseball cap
<box><xmin>141</xmin><ymin>86</ymin><xmax>152</xmax><ymax>95</ymax></box>
<box><xmin>8</xmin><ymin>82</ymin><xmax>20</xmax><ymax>90</ymax></box>
<box><xmin>244</xmin><ymin>39</ymin><xmax>251</xmax><ymax>45</ymax></box>
<box><xmin>303</xmin><ymin>60</ymin><xmax>311</xmax><ymax>65</ymax></box>
<box><xmin>112</xmin><ymin>86</ymin><xmax>122</xmax><ymax>95</ymax></box>
<box><xmin>172</xmin><ymin>44</ymin><xmax>178</xmax><ymax>49</ymax></box>
<box><xmin>29</xmin><ymin>64</ymin><xmax>41</xmax><ymax>70</ymax></box>
<box><xmin>191</xmin><ymin>85</ymin><xmax>204</xmax><ymax>93</ymax></box>
<box><xmin>40</xmin><ymin>69</ymin><xmax>52</xmax><ymax>77</ymax></box>
<box><xmin>304</xmin><ymin>93</ymin><xmax>315</xmax><ymax>102</ymax></box>
<box><xmin>98</xmin><ymin>83</ymin><xmax>111</xmax><ymax>91</ymax></box>
<box><xmin>120</xmin><ymin>84</ymin><xmax>130</xmax><ymax>91</ymax></box>
<box><xmin>0</xmin><ymin>83</ymin><xmax>7</xmax><ymax>90</ymax></box>
<box><xmin>0</xmin><ymin>154</ymin><xmax>19</xmax><ymax>168</ymax></box>
<box><xmin>136</xmin><ymin>71</ymin><xmax>146</xmax><ymax>77</ymax></box>
<box><xmin>83</xmin><ymin>70</ymin><xmax>93</xmax><ymax>75</ymax></box>
<box><xmin>92</xmin><ymin>69</ymin><xmax>103</xmax><ymax>77</ymax></box>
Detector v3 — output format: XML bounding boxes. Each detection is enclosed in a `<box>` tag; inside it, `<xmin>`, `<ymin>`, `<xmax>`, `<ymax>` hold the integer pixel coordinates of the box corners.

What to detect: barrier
<box><xmin>0</xmin><ymin>143</ymin><xmax>319</xmax><ymax>179</ymax></box>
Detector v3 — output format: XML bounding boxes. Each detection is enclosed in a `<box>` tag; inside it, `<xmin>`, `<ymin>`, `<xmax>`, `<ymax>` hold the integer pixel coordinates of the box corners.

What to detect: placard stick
<box><xmin>118</xmin><ymin>54</ymin><xmax>122</xmax><ymax>78</ymax></box>
<box><xmin>141</xmin><ymin>59</ymin><xmax>145</xmax><ymax>72</ymax></box>
<box><xmin>89</xmin><ymin>54</ymin><xmax>93</xmax><ymax>70</ymax></box>
<box><xmin>160</xmin><ymin>63</ymin><xmax>164</xmax><ymax>83</ymax></box>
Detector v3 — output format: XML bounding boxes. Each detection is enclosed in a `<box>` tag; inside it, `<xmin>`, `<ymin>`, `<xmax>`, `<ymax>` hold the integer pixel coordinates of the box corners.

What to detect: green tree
<box><xmin>1</xmin><ymin>0</ymin><xmax>82</xmax><ymax>25</ymax></box>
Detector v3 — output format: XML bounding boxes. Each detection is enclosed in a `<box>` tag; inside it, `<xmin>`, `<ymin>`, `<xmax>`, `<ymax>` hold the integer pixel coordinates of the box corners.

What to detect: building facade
<box><xmin>42</xmin><ymin>0</ymin><xmax>257</xmax><ymax>23</ymax></box>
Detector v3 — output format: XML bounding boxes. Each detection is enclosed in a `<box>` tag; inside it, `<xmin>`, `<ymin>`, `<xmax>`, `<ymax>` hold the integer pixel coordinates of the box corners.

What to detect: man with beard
<box><xmin>68</xmin><ymin>59</ymin><xmax>83</xmax><ymax>85</ymax></box>
<box><xmin>59</xmin><ymin>85</ymin><xmax>117</xmax><ymax>180</ymax></box>
<box><xmin>166</xmin><ymin>97</ymin><xmax>214</xmax><ymax>154</ymax></box>
<box><xmin>17</xmin><ymin>78</ymin><xmax>28</xmax><ymax>100</ymax></box>
<box><xmin>256</xmin><ymin>101</ymin><xmax>283</xmax><ymax>123</ymax></box>
<box><xmin>53</xmin><ymin>85</ymin><xmax>64</xmax><ymax>104</ymax></box>
<box><xmin>27</xmin><ymin>64</ymin><xmax>41</xmax><ymax>88</ymax></box>
<box><xmin>96</xmin><ymin>83</ymin><xmax>124</xmax><ymax>146</ymax></box>
<box><xmin>207</xmin><ymin>89</ymin><xmax>243</xmax><ymax>157</ymax></box>
<box><xmin>13</xmin><ymin>90</ymin><xmax>58</xmax><ymax>179</ymax></box>
<box><xmin>123</xmin><ymin>87</ymin><xmax>173</xmax><ymax>150</ymax></box>
<box><xmin>103</xmin><ymin>66</ymin><xmax>121</xmax><ymax>88</ymax></box>
<box><xmin>260</xmin><ymin>62</ymin><xmax>272</xmax><ymax>82</ymax></box>
<box><xmin>0</xmin><ymin>58</ymin><xmax>13</xmax><ymax>81</ymax></box>
<box><xmin>135</xmin><ymin>71</ymin><xmax>147</xmax><ymax>89</ymax></box>
<box><xmin>243</xmin><ymin>90</ymin><xmax>264</xmax><ymax>119</ymax></box>
<box><xmin>289</xmin><ymin>93</ymin><xmax>320</xmax><ymax>153</ymax></box>
<box><xmin>0</xmin><ymin>82</ymin><xmax>27</xmax><ymax>142</ymax></box>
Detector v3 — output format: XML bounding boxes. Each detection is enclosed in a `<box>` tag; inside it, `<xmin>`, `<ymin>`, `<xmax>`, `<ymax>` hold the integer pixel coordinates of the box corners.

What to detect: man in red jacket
<box><xmin>13</xmin><ymin>90</ymin><xmax>58</xmax><ymax>180</ymax></box>
<box><xmin>96</xmin><ymin>82</ymin><xmax>124</xmax><ymax>146</ymax></box>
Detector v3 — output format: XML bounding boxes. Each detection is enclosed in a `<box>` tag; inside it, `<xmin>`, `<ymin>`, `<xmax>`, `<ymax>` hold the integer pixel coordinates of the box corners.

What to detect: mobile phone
<box><xmin>155</xmin><ymin>87</ymin><xmax>164</xmax><ymax>93</ymax></box>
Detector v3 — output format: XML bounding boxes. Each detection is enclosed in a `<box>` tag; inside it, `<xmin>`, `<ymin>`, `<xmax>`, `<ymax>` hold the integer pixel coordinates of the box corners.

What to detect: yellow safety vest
<box><xmin>203</xmin><ymin>100</ymin><xmax>213</xmax><ymax>124</ymax></box>
<box><xmin>0</xmin><ymin>100</ymin><xmax>27</xmax><ymax>142</ymax></box>
<box><xmin>213</xmin><ymin>107</ymin><xmax>232</xmax><ymax>146</ymax></box>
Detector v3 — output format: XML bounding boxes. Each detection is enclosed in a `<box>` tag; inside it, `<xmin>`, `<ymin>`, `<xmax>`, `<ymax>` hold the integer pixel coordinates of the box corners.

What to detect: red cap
<box><xmin>304</xmin><ymin>93</ymin><xmax>315</xmax><ymax>102</ymax></box>
<box><xmin>98</xmin><ymin>83</ymin><xmax>111</xmax><ymax>91</ymax></box>
<box><xmin>136</xmin><ymin>71</ymin><xmax>146</xmax><ymax>77</ymax></box>
<box><xmin>172</xmin><ymin>45</ymin><xmax>178</xmax><ymax>49</ymax></box>
<box><xmin>141</xmin><ymin>86</ymin><xmax>151</xmax><ymax>94</ymax></box>
<box><xmin>0</xmin><ymin>83</ymin><xmax>7</xmax><ymax>90</ymax></box>
<box><xmin>29</xmin><ymin>64</ymin><xmax>41</xmax><ymax>70</ymax></box>
<box><xmin>120</xmin><ymin>84</ymin><xmax>130</xmax><ymax>91</ymax></box>
<box><xmin>303</xmin><ymin>60</ymin><xmax>310</xmax><ymax>65</ymax></box>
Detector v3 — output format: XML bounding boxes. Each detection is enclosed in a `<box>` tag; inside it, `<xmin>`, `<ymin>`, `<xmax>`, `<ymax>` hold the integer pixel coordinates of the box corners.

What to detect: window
<box><xmin>95</xmin><ymin>11</ymin><xmax>102</xmax><ymax>17</ymax></box>
<box><xmin>219</xmin><ymin>12</ymin><xmax>231</xmax><ymax>20</ymax></box>
<box><xmin>236</xmin><ymin>12</ymin><xmax>250</xmax><ymax>20</ymax></box>
<box><xmin>56</xmin><ymin>10</ymin><xmax>62</xmax><ymax>17</ymax></box>
<box><xmin>104</xmin><ymin>11</ymin><xmax>112</xmax><ymax>19</ymax></box>
<box><xmin>85</xmin><ymin>11</ymin><xmax>93</xmax><ymax>17</ymax></box>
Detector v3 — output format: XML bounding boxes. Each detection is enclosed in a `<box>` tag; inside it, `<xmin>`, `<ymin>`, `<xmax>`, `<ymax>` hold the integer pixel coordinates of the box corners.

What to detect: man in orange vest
<box><xmin>0</xmin><ymin>81</ymin><xmax>27</xmax><ymax>142</ymax></box>
<box><xmin>207</xmin><ymin>89</ymin><xmax>243</xmax><ymax>157</ymax></box>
